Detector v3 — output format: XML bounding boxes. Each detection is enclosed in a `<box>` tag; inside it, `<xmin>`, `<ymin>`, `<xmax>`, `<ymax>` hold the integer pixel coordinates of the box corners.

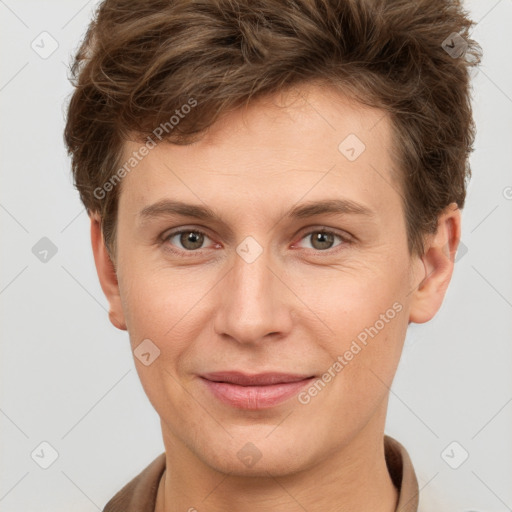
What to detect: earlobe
<box><xmin>408</xmin><ymin>203</ymin><xmax>461</xmax><ymax>324</ymax></box>
<box><xmin>90</xmin><ymin>212</ymin><xmax>127</xmax><ymax>331</ymax></box>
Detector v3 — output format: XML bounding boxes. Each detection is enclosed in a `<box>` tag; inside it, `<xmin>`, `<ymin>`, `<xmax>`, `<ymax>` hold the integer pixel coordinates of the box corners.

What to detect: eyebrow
<box><xmin>138</xmin><ymin>198</ymin><xmax>376</xmax><ymax>225</ymax></box>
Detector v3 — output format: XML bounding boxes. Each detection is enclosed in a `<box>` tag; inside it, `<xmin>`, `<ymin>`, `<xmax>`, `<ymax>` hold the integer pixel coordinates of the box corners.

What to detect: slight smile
<box><xmin>199</xmin><ymin>372</ymin><xmax>317</xmax><ymax>409</ymax></box>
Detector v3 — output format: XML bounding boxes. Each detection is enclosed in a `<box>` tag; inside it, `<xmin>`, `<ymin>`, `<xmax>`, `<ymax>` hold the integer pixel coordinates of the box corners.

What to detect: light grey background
<box><xmin>1</xmin><ymin>0</ymin><xmax>511</xmax><ymax>510</ymax></box>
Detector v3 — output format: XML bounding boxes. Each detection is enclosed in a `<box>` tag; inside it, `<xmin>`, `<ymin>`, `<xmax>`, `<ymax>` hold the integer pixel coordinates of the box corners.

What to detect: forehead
<box><xmin>117</xmin><ymin>83</ymin><xmax>402</xmax><ymax>225</ymax></box>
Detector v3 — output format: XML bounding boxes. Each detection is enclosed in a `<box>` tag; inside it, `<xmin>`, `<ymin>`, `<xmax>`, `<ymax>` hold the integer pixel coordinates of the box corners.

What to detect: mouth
<box><xmin>199</xmin><ymin>371</ymin><xmax>316</xmax><ymax>409</ymax></box>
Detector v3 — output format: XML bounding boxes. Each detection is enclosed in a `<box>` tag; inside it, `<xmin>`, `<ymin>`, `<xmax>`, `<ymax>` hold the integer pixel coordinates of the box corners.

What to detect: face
<box><xmin>93</xmin><ymin>83</ymin><xmax>455</xmax><ymax>478</ymax></box>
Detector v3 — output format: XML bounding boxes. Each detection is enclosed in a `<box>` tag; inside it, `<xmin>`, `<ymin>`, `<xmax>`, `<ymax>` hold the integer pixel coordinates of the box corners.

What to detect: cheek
<box><xmin>119</xmin><ymin>268</ymin><xmax>198</xmax><ymax>413</ymax></box>
<box><xmin>311</xmin><ymin>259</ymin><xmax>409</xmax><ymax>393</ymax></box>
<box><xmin>302</xmin><ymin>259</ymin><xmax>406</xmax><ymax>333</ymax></box>
<box><xmin>118</xmin><ymin>263</ymin><xmax>214</xmax><ymax>381</ymax></box>
<box><xmin>119</xmin><ymin>260</ymin><xmax>194</xmax><ymax>335</ymax></box>
<box><xmin>303</xmin><ymin>312</ymin><xmax>407</xmax><ymax>438</ymax></box>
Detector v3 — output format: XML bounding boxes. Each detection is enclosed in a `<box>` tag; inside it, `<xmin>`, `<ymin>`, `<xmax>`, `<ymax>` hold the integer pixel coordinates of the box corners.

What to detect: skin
<box><xmin>91</xmin><ymin>82</ymin><xmax>461</xmax><ymax>512</ymax></box>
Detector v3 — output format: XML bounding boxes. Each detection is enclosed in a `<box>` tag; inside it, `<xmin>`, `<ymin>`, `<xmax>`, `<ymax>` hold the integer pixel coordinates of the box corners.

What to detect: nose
<box><xmin>213</xmin><ymin>242</ymin><xmax>294</xmax><ymax>345</ymax></box>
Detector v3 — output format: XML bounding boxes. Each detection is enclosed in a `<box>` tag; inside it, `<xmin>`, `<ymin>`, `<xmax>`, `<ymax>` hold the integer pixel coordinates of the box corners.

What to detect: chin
<box><xmin>197</xmin><ymin>439</ymin><xmax>314</xmax><ymax>478</ymax></box>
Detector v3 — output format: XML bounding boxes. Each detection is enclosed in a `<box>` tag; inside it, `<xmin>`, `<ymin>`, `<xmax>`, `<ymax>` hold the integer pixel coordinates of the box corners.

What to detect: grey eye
<box><xmin>167</xmin><ymin>230</ymin><xmax>209</xmax><ymax>251</ymax></box>
<box><xmin>297</xmin><ymin>230</ymin><xmax>345</xmax><ymax>251</ymax></box>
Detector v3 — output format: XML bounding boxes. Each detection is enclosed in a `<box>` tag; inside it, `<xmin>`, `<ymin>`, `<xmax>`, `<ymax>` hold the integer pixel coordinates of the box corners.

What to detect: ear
<box><xmin>90</xmin><ymin>212</ymin><xmax>127</xmax><ymax>331</ymax></box>
<box><xmin>408</xmin><ymin>203</ymin><xmax>462</xmax><ymax>324</ymax></box>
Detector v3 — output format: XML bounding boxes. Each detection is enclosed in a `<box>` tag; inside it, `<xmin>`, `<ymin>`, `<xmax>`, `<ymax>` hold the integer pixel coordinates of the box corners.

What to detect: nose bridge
<box><xmin>214</xmin><ymin>239</ymin><xmax>292</xmax><ymax>344</ymax></box>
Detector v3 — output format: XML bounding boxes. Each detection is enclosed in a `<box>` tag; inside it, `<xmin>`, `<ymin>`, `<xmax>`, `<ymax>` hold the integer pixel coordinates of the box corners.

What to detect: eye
<box><xmin>164</xmin><ymin>228</ymin><xmax>214</xmax><ymax>252</ymax></box>
<box><xmin>294</xmin><ymin>229</ymin><xmax>349</xmax><ymax>252</ymax></box>
<box><xmin>162</xmin><ymin>227</ymin><xmax>351</xmax><ymax>256</ymax></box>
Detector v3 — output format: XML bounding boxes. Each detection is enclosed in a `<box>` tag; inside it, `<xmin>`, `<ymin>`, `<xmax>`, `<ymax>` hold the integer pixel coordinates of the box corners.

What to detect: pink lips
<box><xmin>200</xmin><ymin>371</ymin><xmax>315</xmax><ymax>409</ymax></box>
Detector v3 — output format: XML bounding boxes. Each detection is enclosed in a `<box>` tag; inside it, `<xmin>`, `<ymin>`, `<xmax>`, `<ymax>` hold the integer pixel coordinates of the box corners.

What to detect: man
<box><xmin>64</xmin><ymin>0</ymin><xmax>481</xmax><ymax>510</ymax></box>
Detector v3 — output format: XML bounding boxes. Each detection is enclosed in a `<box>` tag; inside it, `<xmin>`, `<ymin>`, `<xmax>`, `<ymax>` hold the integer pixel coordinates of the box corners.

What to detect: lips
<box><xmin>201</xmin><ymin>371</ymin><xmax>314</xmax><ymax>386</ymax></box>
<box><xmin>199</xmin><ymin>371</ymin><xmax>315</xmax><ymax>409</ymax></box>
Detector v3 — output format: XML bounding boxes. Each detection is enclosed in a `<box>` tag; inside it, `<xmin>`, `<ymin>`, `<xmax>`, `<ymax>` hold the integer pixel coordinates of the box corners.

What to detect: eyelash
<box><xmin>161</xmin><ymin>227</ymin><xmax>352</xmax><ymax>257</ymax></box>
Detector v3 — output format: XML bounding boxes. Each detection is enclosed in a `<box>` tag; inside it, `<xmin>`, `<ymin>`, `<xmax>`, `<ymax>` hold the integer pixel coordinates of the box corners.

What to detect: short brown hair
<box><xmin>64</xmin><ymin>0</ymin><xmax>482</xmax><ymax>261</ymax></box>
